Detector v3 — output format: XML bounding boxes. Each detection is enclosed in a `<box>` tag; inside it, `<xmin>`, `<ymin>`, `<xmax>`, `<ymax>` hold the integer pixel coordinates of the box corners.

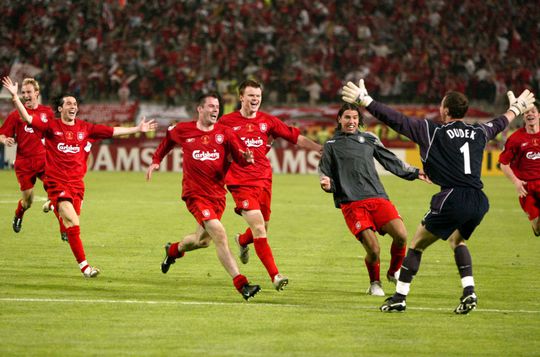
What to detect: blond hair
<box><xmin>22</xmin><ymin>78</ymin><xmax>40</xmax><ymax>92</ymax></box>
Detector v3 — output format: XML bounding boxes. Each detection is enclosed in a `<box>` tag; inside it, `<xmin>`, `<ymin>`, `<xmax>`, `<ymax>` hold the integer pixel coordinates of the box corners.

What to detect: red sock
<box><xmin>54</xmin><ymin>210</ymin><xmax>67</xmax><ymax>234</ymax></box>
<box><xmin>253</xmin><ymin>238</ymin><xmax>279</xmax><ymax>280</ymax></box>
<box><xmin>66</xmin><ymin>226</ymin><xmax>86</xmax><ymax>263</ymax></box>
<box><xmin>15</xmin><ymin>200</ymin><xmax>26</xmax><ymax>218</ymax></box>
<box><xmin>239</xmin><ymin>228</ymin><xmax>254</xmax><ymax>246</ymax></box>
<box><xmin>388</xmin><ymin>242</ymin><xmax>407</xmax><ymax>276</ymax></box>
<box><xmin>233</xmin><ymin>274</ymin><xmax>248</xmax><ymax>292</ymax></box>
<box><xmin>168</xmin><ymin>242</ymin><xmax>184</xmax><ymax>259</ymax></box>
<box><xmin>364</xmin><ymin>258</ymin><xmax>380</xmax><ymax>282</ymax></box>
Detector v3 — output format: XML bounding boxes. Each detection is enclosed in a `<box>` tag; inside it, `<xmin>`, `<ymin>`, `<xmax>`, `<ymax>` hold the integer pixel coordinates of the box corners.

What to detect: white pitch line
<box><xmin>1</xmin><ymin>297</ymin><xmax>539</xmax><ymax>314</ymax></box>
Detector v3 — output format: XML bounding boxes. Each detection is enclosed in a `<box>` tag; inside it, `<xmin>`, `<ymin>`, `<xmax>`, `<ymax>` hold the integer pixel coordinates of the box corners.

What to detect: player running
<box><xmin>146</xmin><ymin>93</ymin><xmax>261</xmax><ymax>301</ymax></box>
<box><xmin>3</xmin><ymin>76</ymin><xmax>157</xmax><ymax>278</ymax></box>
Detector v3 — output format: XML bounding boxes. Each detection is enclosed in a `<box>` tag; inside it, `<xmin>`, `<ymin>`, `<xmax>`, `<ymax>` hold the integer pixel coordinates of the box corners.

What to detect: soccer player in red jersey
<box><xmin>499</xmin><ymin>103</ymin><xmax>540</xmax><ymax>237</ymax></box>
<box><xmin>219</xmin><ymin>79</ymin><xmax>322</xmax><ymax>291</ymax></box>
<box><xmin>0</xmin><ymin>78</ymin><xmax>54</xmax><ymax>233</ymax></box>
<box><xmin>146</xmin><ymin>93</ymin><xmax>261</xmax><ymax>300</ymax></box>
<box><xmin>3</xmin><ymin>76</ymin><xmax>157</xmax><ymax>278</ymax></box>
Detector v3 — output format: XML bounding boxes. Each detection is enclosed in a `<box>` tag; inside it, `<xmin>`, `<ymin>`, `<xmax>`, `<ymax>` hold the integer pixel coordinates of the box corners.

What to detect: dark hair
<box><xmin>443</xmin><ymin>91</ymin><xmax>469</xmax><ymax>119</ymax></box>
<box><xmin>197</xmin><ymin>92</ymin><xmax>223</xmax><ymax>118</ymax></box>
<box><xmin>238</xmin><ymin>79</ymin><xmax>262</xmax><ymax>95</ymax></box>
<box><xmin>336</xmin><ymin>103</ymin><xmax>364</xmax><ymax>130</ymax></box>
<box><xmin>54</xmin><ymin>94</ymin><xmax>79</xmax><ymax>117</ymax></box>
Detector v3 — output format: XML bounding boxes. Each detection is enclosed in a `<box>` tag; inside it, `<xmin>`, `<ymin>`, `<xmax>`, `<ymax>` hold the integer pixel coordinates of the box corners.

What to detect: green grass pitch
<box><xmin>1</xmin><ymin>170</ymin><xmax>539</xmax><ymax>356</ymax></box>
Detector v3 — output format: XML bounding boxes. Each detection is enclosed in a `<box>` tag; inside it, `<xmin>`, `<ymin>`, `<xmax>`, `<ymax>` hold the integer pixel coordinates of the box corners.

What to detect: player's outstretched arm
<box><xmin>341</xmin><ymin>79</ymin><xmax>373</xmax><ymax>107</ymax></box>
<box><xmin>113</xmin><ymin>117</ymin><xmax>158</xmax><ymax>136</ymax></box>
<box><xmin>505</xmin><ymin>89</ymin><xmax>535</xmax><ymax>123</ymax></box>
<box><xmin>297</xmin><ymin>135</ymin><xmax>322</xmax><ymax>153</ymax></box>
<box><xmin>2</xmin><ymin>76</ymin><xmax>33</xmax><ymax>124</ymax></box>
<box><xmin>500</xmin><ymin>163</ymin><xmax>527</xmax><ymax>198</ymax></box>
<box><xmin>146</xmin><ymin>163</ymin><xmax>160</xmax><ymax>181</ymax></box>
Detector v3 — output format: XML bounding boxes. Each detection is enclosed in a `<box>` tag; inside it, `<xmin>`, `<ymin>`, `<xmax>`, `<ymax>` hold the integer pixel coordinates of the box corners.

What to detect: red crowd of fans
<box><xmin>2</xmin><ymin>0</ymin><xmax>539</xmax><ymax>106</ymax></box>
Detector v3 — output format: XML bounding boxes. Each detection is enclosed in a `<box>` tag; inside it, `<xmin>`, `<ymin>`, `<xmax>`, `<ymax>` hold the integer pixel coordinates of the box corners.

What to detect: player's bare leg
<box><xmin>531</xmin><ymin>217</ymin><xmax>540</xmax><ymax>237</ymax></box>
<box><xmin>381</xmin><ymin>219</ymin><xmax>408</xmax><ymax>284</ymax></box>
<box><xmin>59</xmin><ymin>200</ymin><xmax>99</xmax><ymax>278</ymax></box>
<box><xmin>242</xmin><ymin>209</ymin><xmax>288</xmax><ymax>290</ymax></box>
<box><xmin>358</xmin><ymin>229</ymin><xmax>384</xmax><ymax>296</ymax></box>
<box><xmin>13</xmin><ymin>188</ymin><xmax>34</xmax><ymax>233</ymax></box>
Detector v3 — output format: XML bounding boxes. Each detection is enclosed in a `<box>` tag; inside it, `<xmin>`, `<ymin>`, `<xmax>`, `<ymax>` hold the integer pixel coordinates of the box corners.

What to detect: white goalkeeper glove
<box><xmin>507</xmin><ymin>89</ymin><xmax>535</xmax><ymax>116</ymax></box>
<box><xmin>341</xmin><ymin>79</ymin><xmax>373</xmax><ymax>107</ymax></box>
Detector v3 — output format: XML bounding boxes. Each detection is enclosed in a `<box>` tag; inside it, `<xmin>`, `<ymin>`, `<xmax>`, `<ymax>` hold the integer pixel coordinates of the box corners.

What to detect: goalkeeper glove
<box><xmin>507</xmin><ymin>89</ymin><xmax>535</xmax><ymax>116</ymax></box>
<box><xmin>341</xmin><ymin>79</ymin><xmax>373</xmax><ymax>107</ymax></box>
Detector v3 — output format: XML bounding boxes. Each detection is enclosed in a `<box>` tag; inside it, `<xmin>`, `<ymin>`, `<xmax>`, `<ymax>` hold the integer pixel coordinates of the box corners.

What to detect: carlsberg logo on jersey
<box><xmin>193</xmin><ymin>150</ymin><xmax>220</xmax><ymax>161</ymax></box>
<box><xmin>57</xmin><ymin>143</ymin><xmax>81</xmax><ymax>154</ymax></box>
<box><xmin>242</xmin><ymin>137</ymin><xmax>264</xmax><ymax>147</ymax></box>
<box><xmin>526</xmin><ymin>152</ymin><xmax>540</xmax><ymax>160</ymax></box>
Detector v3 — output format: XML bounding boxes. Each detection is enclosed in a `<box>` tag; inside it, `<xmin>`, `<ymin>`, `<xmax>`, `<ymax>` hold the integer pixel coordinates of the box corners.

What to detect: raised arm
<box><xmin>504</xmin><ymin>90</ymin><xmax>536</xmax><ymax>124</ymax></box>
<box><xmin>113</xmin><ymin>117</ymin><xmax>158</xmax><ymax>136</ymax></box>
<box><xmin>297</xmin><ymin>135</ymin><xmax>322</xmax><ymax>153</ymax></box>
<box><xmin>1</xmin><ymin>76</ymin><xmax>32</xmax><ymax>124</ymax></box>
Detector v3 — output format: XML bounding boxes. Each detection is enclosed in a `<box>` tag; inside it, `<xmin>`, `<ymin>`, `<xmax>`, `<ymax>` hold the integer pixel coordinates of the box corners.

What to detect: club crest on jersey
<box><xmin>202</xmin><ymin>209</ymin><xmax>210</xmax><ymax>218</ymax></box>
<box><xmin>242</xmin><ymin>200</ymin><xmax>250</xmax><ymax>209</ymax></box>
<box><xmin>357</xmin><ymin>136</ymin><xmax>365</xmax><ymax>143</ymax></box>
<box><xmin>40</xmin><ymin>113</ymin><xmax>48</xmax><ymax>123</ymax></box>
<box><xmin>77</xmin><ymin>132</ymin><xmax>85</xmax><ymax>141</ymax></box>
<box><xmin>201</xmin><ymin>135</ymin><xmax>210</xmax><ymax>144</ymax></box>
<box><xmin>23</xmin><ymin>125</ymin><xmax>35</xmax><ymax>133</ymax></box>
<box><xmin>355</xmin><ymin>222</ymin><xmax>362</xmax><ymax>230</ymax></box>
<box><xmin>193</xmin><ymin>150</ymin><xmax>220</xmax><ymax>161</ymax></box>
<box><xmin>66</xmin><ymin>131</ymin><xmax>74</xmax><ymax>140</ymax></box>
<box><xmin>215</xmin><ymin>134</ymin><xmax>224</xmax><ymax>144</ymax></box>
<box><xmin>259</xmin><ymin>123</ymin><xmax>267</xmax><ymax>132</ymax></box>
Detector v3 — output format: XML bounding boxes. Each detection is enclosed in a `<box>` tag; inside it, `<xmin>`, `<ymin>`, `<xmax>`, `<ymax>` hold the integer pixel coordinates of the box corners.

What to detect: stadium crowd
<box><xmin>2</xmin><ymin>0</ymin><xmax>539</xmax><ymax>107</ymax></box>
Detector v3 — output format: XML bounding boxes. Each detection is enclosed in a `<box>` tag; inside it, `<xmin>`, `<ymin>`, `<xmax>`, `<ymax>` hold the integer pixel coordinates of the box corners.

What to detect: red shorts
<box><xmin>340</xmin><ymin>198</ymin><xmax>401</xmax><ymax>237</ymax></box>
<box><xmin>14</xmin><ymin>156</ymin><xmax>45</xmax><ymax>191</ymax></box>
<box><xmin>519</xmin><ymin>180</ymin><xmax>540</xmax><ymax>221</ymax></box>
<box><xmin>185</xmin><ymin>195</ymin><xmax>226</xmax><ymax>225</ymax></box>
<box><xmin>227</xmin><ymin>184</ymin><xmax>272</xmax><ymax>221</ymax></box>
<box><xmin>45</xmin><ymin>179</ymin><xmax>85</xmax><ymax>215</ymax></box>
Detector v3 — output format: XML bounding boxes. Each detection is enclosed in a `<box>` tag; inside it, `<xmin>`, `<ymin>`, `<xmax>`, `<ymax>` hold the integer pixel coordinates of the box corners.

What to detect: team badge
<box><xmin>215</xmin><ymin>134</ymin><xmax>224</xmax><ymax>144</ymax></box>
<box><xmin>40</xmin><ymin>113</ymin><xmax>48</xmax><ymax>123</ymax></box>
<box><xmin>202</xmin><ymin>209</ymin><xmax>210</xmax><ymax>217</ymax></box>
<box><xmin>66</xmin><ymin>131</ymin><xmax>74</xmax><ymax>140</ymax></box>
<box><xmin>77</xmin><ymin>132</ymin><xmax>85</xmax><ymax>141</ymax></box>
<box><xmin>242</xmin><ymin>200</ymin><xmax>250</xmax><ymax>209</ymax></box>
<box><xmin>201</xmin><ymin>135</ymin><xmax>210</xmax><ymax>144</ymax></box>
<box><xmin>259</xmin><ymin>123</ymin><xmax>267</xmax><ymax>132</ymax></box>
<box><xmin>358</xmin><ymin>136</ymin><xmax>365</xmax><ymax>143</ymax></box>
<box><xmin>355</xmin><ymin>222</ymin><xmax>362</xmax><ymax>230</ymax></box>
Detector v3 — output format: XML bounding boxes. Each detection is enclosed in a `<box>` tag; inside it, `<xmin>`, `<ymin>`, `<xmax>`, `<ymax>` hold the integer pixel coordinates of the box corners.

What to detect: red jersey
<box><xmin>219</xmin><ymin>111</ymin><xmax>300</xmax><ymax>186</ymax></box>
<box><xmin>152</xmin><ymin>121</ymin><xmax>249</xmax><ymax>200</ymax></box>
<box><xmin>0</xmin><ymin>104</ymin><xmax>54</xmax><ymax>159</ymax></box>
<box><xmin>30</xmin><ymin>116</ymin><xmax>113</xmax><ymax>186</ymax></box>
<box><xmin>499</xmin><ymin>128</ymin><xmax>540</xmax><ymax>181</ymax></box>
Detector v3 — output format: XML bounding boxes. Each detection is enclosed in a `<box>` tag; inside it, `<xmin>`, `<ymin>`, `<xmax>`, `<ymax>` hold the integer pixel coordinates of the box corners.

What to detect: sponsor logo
<box><xmin>233</xmin><ymin>126</ymin><xmax>242</xmax><ymax>131</ymax></box>
<box><xmin>24</xmin><ymin>125</ymin><xmax>35</xmax><ymax>133</ymax></box>
<box><xmin>526</xmin><ymin>152</ymin><xmax>540</xmax><ymax>160</ymax></box>
<box><xmin>57</xmin><ymin>143</ymin><xmax>81</xmax><ymax>154</ymax></box>
<box><xmin>202</xmin><ymin>209</ymin><xmax>210</xmax><ymax>217</ymax></box>
<box><xmin>186</xmin><ymin>138</ymin><xmax>195</xmax><ymax>143</ymax></box>
<box><xmin>192</xmin><ymin>150</ymin><xmax>220</xmax><ymax>161</ymax></box>
<box><xmin>259</xmin><ymin>123</ymin><xmax>267</xmax><ymax>132</ymax></box>
<box><xmin>54</xmin><ymin>131</ymin><xmax>63</xmax><ymax>136</ymax></box>
<box><xmin>40</xmin><ymin>113</ymin><xmax>48</xmax><ymax>123</ymax></box>
<box><xmin>242</xmin><ymin>137</ymin><xmax>264</xmax><ymax>148</ymax></box>
<box><xmin>215</xmin><ymin>134</ymin><xmax>224</xmax><ymax>144</ymax></box>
